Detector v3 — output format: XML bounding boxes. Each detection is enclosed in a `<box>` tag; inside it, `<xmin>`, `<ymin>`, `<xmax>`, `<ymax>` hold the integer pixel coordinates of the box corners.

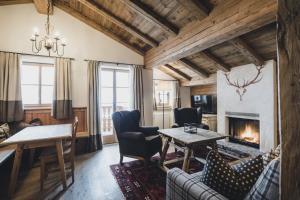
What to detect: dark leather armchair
<box><xmin>112</xmin><ymin>110</ymin><xmax>162</xmax><ymax>165</ymax></box>
<box><xmin>172</xmin><ymin>107</ymin><xmax>209</xmax><ymax>130</ymax></box>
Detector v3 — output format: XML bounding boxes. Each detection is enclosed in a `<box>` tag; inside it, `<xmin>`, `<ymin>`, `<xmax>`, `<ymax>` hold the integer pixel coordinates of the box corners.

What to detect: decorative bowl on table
<box><xmin>183</xmin><ymin>123</ymin><xmax>198</xmax><ymax>134</ymax></box>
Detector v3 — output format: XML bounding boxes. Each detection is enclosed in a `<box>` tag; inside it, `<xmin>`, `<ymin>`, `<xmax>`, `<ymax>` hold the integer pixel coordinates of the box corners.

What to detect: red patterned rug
<box><xmin>110</xmin><ymin>153</ymin><xmax>204</xmax><ymax>200</ymax></box>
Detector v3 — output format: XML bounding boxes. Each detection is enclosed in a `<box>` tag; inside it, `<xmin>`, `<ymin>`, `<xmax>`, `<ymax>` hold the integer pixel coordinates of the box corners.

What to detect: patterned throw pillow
<box><xmin>262</xmin><ymin>144</ymin><xmax>280</xmax><ymax>168</ymax></box>
<box><xmin>200</xmin><ymin>150</ymin><xmax>243</xmax><ymax>200</ymax></box>
<box><xmin>245</xmin><ymin>158</ymin><xmax>280</xmax><ymax>200</ymax></box>
<box><xmin>233</xmin><ymin>155</ymin><xmax>264</xmax><ymax>193</ymax></box>
<box><xmin>201</xmin><ymin>151</ymin><xmax>264</xmax><ymax>200</ymax></box>
<box><xmin>0</xmin><ymin>123</ymin><xmax>10</xmax><ymax>138</ymax></box>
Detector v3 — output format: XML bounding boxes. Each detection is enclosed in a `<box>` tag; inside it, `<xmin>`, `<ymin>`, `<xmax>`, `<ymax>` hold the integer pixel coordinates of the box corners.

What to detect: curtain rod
<box><xmin>0</xmin><ymin>50</ymin><xmax>75</xmax><ymax>60</ymax></box>
<box><xmin>84</xmin><ymin>59</ymin><xmax>143</xmax><ymax>67</ymax></box>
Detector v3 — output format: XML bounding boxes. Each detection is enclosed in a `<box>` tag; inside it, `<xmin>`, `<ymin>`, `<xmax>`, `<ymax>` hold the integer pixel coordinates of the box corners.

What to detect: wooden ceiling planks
<box><xmin>0</xmin><ymin>0</ymin><xmax>32</xmax><ymax>6</ymax></box>
<box><xmin>177</xmin><ymin>0</ymin><xmax>209</xmax><ymax>19</ymax></box>
<box><xmin>145</xmin><ymin>0</ymin><xmax>277</xmax><ymax>68</ymax></box>
<box><xmin>77</xmin><ymin>0</ymin><xmax>158</xmax><ymax>47</ymax></box>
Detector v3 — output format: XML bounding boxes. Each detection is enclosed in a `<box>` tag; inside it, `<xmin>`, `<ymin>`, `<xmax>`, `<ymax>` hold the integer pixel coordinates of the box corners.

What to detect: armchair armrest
<box><xmin>166</xmin><ymin>168</ymin><xmax>228</xmax><ymax>200</ymax></box>
<box><xmin>139</xmin><ymin>126</ymin><xmax>159</xmax><ymax>136</ymax></box>
<box><xmin>119</xmin><ymin>132</ymin><xmax>145</xmax><ymax>141</ymax></box>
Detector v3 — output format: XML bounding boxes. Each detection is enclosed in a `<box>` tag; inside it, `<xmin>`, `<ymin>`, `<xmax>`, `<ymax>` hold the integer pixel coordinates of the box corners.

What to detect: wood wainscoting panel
<box><xmin>23</xmin><ymin>107</ymin><xmax>87</xmax><ymax>133</ymax></box>
<box><xmin>191</xmin><ymin>84</ymin><xmax>217</xmax><ymax>95</ymax></box>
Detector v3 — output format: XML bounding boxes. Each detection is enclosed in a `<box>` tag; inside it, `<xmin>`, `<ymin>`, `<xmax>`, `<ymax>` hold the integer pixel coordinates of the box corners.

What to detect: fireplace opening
<box><xmin>228</xmin><ymin>117</ymin><xmax>260</xmax><ymax>148</ymax></box>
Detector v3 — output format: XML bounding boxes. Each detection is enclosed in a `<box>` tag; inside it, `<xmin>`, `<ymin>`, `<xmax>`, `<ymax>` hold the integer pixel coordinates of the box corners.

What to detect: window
<box><xmin>158</xmin><ymin>91</ymin><xmax>170</xmax><ymax>105</ymax></box>
<box><xmin>100</xmin><ymin>67</ymin><xmax>131</xmax><ymax>136</ymax></box>
<box><xmin>21</xmin><ymin>62</ymin><xmax>55</xmax><ymax>106</ymax></box>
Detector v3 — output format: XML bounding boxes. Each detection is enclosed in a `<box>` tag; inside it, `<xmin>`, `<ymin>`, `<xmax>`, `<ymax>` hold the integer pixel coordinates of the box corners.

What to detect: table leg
<box><xmin>56</xmin><ymin>140</ymin><xmax>67</xmax><ymax>190</ymax></box>
<box><xmin>160</xmin><ymin>137</ymin><xmax>171</xmax><ymax>166</ymax></box>
<box><xmin>9</xmin><ymin>144</ymin><xmax>24</xmax><ymax>197</ymax></box>
<box><xmin>182</xmin><ymin>147</ymin><xmax>192</xmax><ymax>172</ymax></box>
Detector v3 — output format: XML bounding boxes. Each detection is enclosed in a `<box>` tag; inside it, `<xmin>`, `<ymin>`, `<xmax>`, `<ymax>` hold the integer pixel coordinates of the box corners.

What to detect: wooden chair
<box><xmin>40</xmin><ymin>117</ymin><xmax>78</xmax><ymax>191</ymax></box>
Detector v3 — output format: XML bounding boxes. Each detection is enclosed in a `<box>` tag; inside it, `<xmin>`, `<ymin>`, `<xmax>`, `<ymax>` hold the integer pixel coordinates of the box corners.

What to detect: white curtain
<box><xmin>87</xmin><ymin>61</ymin><xmax>103</xmax><ymax>151</ymax></box>
<box><xmin>131</xmin><ymin>65</ymin><xmax>144</xmax><ymax>125</ymax></box>
<box><xmin>172</xmin><ymin>80</ymin><xmax>181</xmax><ymax>109</ymax></box>
<box><xmin>52</xmin><ymin>57</ymin><xmax>73</xmax><ymax>119</ymax></box>
<box><xmin>0</xmin><ymin>52</ymin><xmax>23</xmax><ymax>122</ymax></box>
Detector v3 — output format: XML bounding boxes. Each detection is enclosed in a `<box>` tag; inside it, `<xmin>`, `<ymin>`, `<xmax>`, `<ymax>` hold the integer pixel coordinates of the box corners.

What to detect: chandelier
<box><xmin>30</xmin><ymin>0</ymin><xmax>66</xmax><ymax>56</ymax></box>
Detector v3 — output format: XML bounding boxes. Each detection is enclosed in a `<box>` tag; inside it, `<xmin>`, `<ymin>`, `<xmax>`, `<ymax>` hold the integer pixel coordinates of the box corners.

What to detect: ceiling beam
<box><xmin>145</xmin><ymin>0</ymin><xmax>276</xmax><ymax>68</ymax></box>
<box><xmin>0</xmin><ymin>0</ymin><xmax>32</xmax><ymax>6</ymax></box>
<box><xmin>177</xmin><ymin>0</ymin><xmax>209</xmax><ymax>19</ymax></box>
<box><xmin>157</xmin><ymin>67</ymin><xmax>180</xmax><ymax>81</ymax></box>
<box><xmin>181</xmin><ymin>73</ymin><xmax>217</xmax><ymax>87</ymax></box>
<box><xmin>121</xmin><ymin>0</ymin><xmax>178</xmax><ymax>36</ymax></box>
<box><xmin>77</xmin><ymin>0</ymin><xmax>158</xmax><ymax>47</ymax></box>
<box><xmin>33</xmin><ymin>0</ymin><xmax>53</xmax><ymax>15</ymax></box>
<box><xmin>178</xmin><ymin>58</ymin><xmax>209</xmax><ymax>78</ymax></box>
<box><xmin>229</xmin><ymin>37</ymin><xmax>264</xmax><ymax>66</ymax></box>
<box><xmin>200</xmin><ymin>51</ymin><xmax>231</xmax><ymax>72</ymax></box>
<box><xmin>164</xmin><ymin>64</ymin><xmax>192</xmax><ymax>81</ymax></box>
<box><xmin>55</xmin><ymin>2</ymin><xmax>144</xmax><ymax>55</ymax></box>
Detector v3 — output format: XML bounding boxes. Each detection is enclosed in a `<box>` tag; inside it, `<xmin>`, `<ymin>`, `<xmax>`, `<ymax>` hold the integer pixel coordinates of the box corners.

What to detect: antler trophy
<box><xmin>224</xmin><ymin>65</ymin><xmax>264</xmax><ymax>101</ymax></box>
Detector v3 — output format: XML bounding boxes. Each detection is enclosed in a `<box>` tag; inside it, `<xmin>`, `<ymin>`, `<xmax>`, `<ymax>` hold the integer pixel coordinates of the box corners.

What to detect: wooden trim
<box><xmin>33</xmin><ymin>0</ymin><xmax>53</xmax><ymax>15</ymax></box>
<box><xmin>177</xmin><ymin>0</ymin><xmax>209</xmax><ymax>19</ymax></box>
<box><xmin>178</xmin><ymin>58</ymin><xmax>209</xmax><ymax>78</ymax></box>
<box><xmin>164</xmin><ymin>64</ymin><xmax>192</xmax><ymax>81</ymax></box>
<box><xmin>77</xmin><ymin>0</ymin><xmax>158</xmax><ymax>47</ymax></box>
<box><xmin>54</xmin><ymin>1</ymin><xmax>145</xmax><ymax>55</ymax></box>
<box><xmin>0</xmin><ymin>0</ymin><xmax>32</xmax><ymax>6</ymax></box>
<box><xmin>145</xmin><ymin>0</ymin><xmax>277</xmax><ymax>68</ymax></box>
<box><xmin>229</xmin><ymin>37</ymin><xmax>264</xmax><ymax>66</ymax></box>
<box><xmin>121</xmin><ymin>0</ymin><xmax>178</xmax><ymax>36</ymax></box>
<box><xmin>23</xmin><ymin>107</ymin><xmax>87</xmax><ymax>133</ymax></box>
<box><xmin>200</xmin><ymin>51</ymin><xmax>231</xmax><ymax>72</ymax></box>
<box><xmin>277</xmin><ymin>0</ymin><xmax>300</xmax><ymax>198</ymax></box>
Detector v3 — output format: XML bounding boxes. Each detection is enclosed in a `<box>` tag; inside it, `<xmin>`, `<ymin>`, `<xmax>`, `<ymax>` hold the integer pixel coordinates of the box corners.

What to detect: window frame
<box><xmin>21</xmin><ymin>61</ymin><xmax>54</xmax><ymax>108</ymax></box>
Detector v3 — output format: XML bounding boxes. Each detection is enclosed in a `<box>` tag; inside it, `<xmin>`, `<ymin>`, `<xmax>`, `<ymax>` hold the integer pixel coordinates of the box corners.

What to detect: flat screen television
<box><xmin>191</xmin><ymin>95</ymin><xmax>217</xmax><ymax>114</ymax></box>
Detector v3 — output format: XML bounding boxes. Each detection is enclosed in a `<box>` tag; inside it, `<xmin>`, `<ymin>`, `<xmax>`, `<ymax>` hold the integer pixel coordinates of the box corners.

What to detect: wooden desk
<box><xmin>158</xmin><ymin>127</ymin><xmax>227</xmax><ymax>172</ymax></box>
<box><xmin>0</xmin><ymin>124</ymin><xmax>72</xmax><ymax>197</ymax></box>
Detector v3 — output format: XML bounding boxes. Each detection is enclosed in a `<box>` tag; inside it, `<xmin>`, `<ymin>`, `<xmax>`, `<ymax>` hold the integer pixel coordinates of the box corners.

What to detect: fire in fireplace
<box><xmin>228</xmin><ymin>117</ymin><xmax>260</xmax><ymax>148</ymax></box>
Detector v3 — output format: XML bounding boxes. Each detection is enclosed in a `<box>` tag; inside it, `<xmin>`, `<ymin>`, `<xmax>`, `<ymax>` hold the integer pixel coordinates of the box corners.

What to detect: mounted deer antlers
<box><xmin>224</xmin><ymin>65</ymin><xmax>264</xmax><ymax>101</ymax></box>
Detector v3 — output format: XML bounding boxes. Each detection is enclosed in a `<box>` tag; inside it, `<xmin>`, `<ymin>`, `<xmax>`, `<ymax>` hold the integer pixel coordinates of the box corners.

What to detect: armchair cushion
<box><xmin>119</xmin><ymin>132</ymin><xmax>145</xmax><ymax>141</ymax></box>
<box><xmin>166</xmin><ymin>168</ymin><xmax>228</xmax><ymax>200</ymax></box>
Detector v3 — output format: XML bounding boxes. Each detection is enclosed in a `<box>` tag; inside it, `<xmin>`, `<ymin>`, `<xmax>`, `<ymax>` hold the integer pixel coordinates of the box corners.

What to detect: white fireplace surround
<box><xmin>217</xmin><ymin>60</ymin><xmax>277</xmax><ymax>152</ymax></box>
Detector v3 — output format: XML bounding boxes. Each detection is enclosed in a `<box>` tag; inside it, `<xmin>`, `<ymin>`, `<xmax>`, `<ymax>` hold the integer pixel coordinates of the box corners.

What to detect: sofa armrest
<box><xmin>166</xmin><ymin>168</ymin><xmax>228</xmax><ymax>200</ymax></box>
<box><xmin>119</xmin><ymin>132</ymin><xmax>145</xmax><ymax>141</ymax></box>
<box><xmin>139</xmin><ymin>126</ymin><xmax>159</xmax><ymax>136</ymax></box>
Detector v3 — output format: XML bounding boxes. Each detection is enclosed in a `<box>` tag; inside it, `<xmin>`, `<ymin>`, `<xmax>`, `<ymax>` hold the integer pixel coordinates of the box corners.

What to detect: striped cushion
<box><xmin>245</xmin><ymin>158</ymin><xmax>280</xmax><ymax>200</ymax></box>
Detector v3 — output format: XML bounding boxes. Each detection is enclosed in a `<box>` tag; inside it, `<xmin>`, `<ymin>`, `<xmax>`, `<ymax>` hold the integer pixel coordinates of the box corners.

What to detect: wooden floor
<box><xmin>12</xmin><ymin>144</ymin><xmax>132</xmax><ymax>200</ymax></box>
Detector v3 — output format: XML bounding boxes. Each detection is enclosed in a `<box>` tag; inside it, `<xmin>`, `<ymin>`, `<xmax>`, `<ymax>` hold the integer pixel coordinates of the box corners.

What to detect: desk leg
<box><xmin>182</xmin><ymin>147</ymin><xmax>192</xmax><ymax>172</ymax></box>
<box><xmin>160</xmin><ymin>137</ymin><xmax>171</xmax><ymax>166</ymax></box>
<box><xmin>9</xmin><ymin>144</ymin><xmax>24</xmax><ymax>197</ymax></box>
<box><xmin>56</xmin><ymin>141</ymin><xmax>67</xmax><ymax>190</ymax></box>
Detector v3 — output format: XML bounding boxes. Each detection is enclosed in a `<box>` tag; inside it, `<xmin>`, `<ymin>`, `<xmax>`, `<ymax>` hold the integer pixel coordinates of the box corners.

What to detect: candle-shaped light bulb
<box><xmin>33</xmin><ymin>27</ymin><xmax>40</xmax><ymax>36</ymax></box>
<box><xmin>54</xmin><ymin>31</ymin><xmax>60</xmax><ymax>40</ymax></box>
<box><xmin>61</xmin><ymin>38</ymin><xmax>67</xmax><ymax>46</ymax></box>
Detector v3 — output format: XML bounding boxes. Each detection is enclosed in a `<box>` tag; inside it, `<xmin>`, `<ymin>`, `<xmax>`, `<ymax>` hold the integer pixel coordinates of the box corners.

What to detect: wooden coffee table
<box><xmin>158</xmin><ymin>127</ymin><xmax>227</xmax><ymax>172</ymax></box>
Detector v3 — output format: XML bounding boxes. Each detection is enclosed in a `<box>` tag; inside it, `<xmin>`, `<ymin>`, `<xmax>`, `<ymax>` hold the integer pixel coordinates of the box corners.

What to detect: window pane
<box><xmin>101</xmin><ymin>70</ymin><xmax>113</xmax><ymax>87</ymax></box>
<box><xmin>116</xmin><ymin>88</ymin><xmax>130</xmax><ymax>103</ymax></box>
<box><xmin>41</xmin><ymin>86</ymin><xmax>53</xmax><ymax>104</ymax></box>
<box><xmin>21</xmin><ymin>65</ymin><xmax>39</xmax><ymax>84</ymax></box>
<box><xmin>21</xmin><ymin>85</ymin><xmax>39</xmax><ymax>104</ymax></box>
<box><xmin>101</xmin><ymin>88</ymin><xmax>113</xmax><ymax>104</ymax></box>
<box><xmin>116</xmin><ymin>71</ymin><xmax>129</xmax><ymax>87</ymax></box>
<box><xmin>41</xmin><ymin>66</ymin><xmax>54</xmax><ymax>85</ymax></box>
<box><xmin>116</xmin><ymin>103</ymin><xmax>130</xmax><ymax>111</ymax></box>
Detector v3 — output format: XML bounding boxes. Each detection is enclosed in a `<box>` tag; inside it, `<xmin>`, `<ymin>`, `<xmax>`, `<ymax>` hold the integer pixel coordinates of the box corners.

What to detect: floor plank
<box><xmin>12</xmin><ymin>144</ymin><xmax>130</xmax><ymax>200</ymax></box>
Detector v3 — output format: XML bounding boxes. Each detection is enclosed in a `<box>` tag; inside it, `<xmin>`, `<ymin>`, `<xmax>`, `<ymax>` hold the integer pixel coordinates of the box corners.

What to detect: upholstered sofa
<box><xmin>166</xmin><ymin>158</ymin><xmax>280</xmax><ymax>200</ymax></box>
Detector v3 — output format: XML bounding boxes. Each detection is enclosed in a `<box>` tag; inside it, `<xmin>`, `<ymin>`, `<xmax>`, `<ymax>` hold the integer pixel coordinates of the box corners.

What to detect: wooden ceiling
<box><xmin>0</xmin><ymin>0</ymin><xmax>277</xmax><ymax>85</ymax></box>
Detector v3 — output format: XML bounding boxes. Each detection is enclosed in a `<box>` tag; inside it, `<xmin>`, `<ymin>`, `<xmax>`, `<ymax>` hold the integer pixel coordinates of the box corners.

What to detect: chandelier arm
<box><xmin>31</xmin><ymin>41</ymin><xmax>40</xmax><ymax>54</ymax></box>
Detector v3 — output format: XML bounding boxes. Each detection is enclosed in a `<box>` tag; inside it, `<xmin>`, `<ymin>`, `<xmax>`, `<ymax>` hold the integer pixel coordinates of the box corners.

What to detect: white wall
<box><xmin>217</xmin><ymin>60</ymin><xmax>277</xmax><ymax>152</ymax></box>
<box><xmin>0</xmin><ymin>4</ymin><xmax>154</xmax><ymax>125</ymax></box>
